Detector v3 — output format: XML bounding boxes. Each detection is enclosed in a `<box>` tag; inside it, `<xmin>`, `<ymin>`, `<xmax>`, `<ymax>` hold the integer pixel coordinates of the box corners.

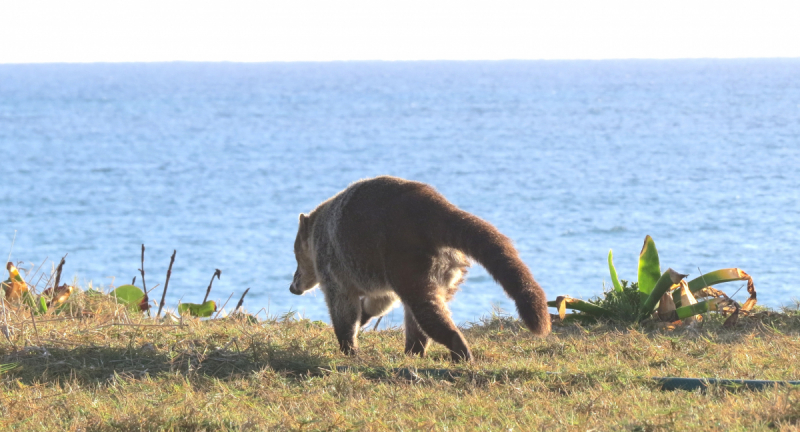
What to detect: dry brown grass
<box><xmin>1</xmin><ymin>290</ymin><xmax>799</xmax><ymax>431</ymax></box>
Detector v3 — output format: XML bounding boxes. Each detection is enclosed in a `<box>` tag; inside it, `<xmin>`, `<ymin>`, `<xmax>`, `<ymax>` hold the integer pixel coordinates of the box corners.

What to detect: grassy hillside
<box><xmin>0</xmin><ymin>291</ymin><xmax>799</xmax><ymax>431</ymax></box>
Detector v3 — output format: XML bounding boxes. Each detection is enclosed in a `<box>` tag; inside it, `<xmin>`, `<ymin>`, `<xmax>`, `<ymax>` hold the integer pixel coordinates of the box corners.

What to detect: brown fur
<box><xmin>289</xmin><ymin>176</ymin><xmax>550</xmax><ymax>361</ymax></box>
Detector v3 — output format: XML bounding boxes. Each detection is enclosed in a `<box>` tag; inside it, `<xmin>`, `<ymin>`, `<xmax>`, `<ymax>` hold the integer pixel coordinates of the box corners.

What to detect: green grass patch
<box><xmin>1</xmin><ymin>290</ymin><xmax>799</xmax><ymax>431</ymax></box>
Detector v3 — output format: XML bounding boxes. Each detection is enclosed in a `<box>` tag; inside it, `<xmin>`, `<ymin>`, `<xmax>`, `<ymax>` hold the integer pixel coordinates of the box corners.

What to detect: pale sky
<box><xmin>1</xmin><ymin>0</ymin><xmax>799</xmax><ymax>63</ymax></box>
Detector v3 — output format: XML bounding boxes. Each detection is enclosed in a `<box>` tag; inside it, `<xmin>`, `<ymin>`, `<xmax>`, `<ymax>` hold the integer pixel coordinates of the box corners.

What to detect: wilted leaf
<box><xmin>679</xmin><ymin>280</ymin><xmax>697</xmax><ymax>306</ymax></box>
<box><xmin>741</xmin><ymin>275</ymin><xmax>757</xmax><ymax>312</ymax></box>
<box><xmin>547</xmin><ymin>297</ymin><xmax>615</xmax><ymax>319</ymax></box>
<box><xmin>657</xmin><ymin>291</ymin><xmax>677</xmax><ymax>322</ymax></box>
<box><xmin>695</xmin><ymin>286</ymin><xmax>726</xmax><ymax>299</ymax></box>
<box><xmin>178</xmin><ymin>301</ymin><xmax>217</xmax><ymax>318</ymax></box>
<box><xmin>666</xmin><ymin>268</ymin><xmax>689</xmax><ymax>284</ymax></box>
<box><xmin>637</xmin><ymin>235</ymin><xmax>661</xmax><ymax>295</ymax></box>
<box><xmin>4</xmin><ymin>263</ymin><xmax>29</xmax><ymax>302</ymax></box>
<box><xmin>42</xmin><ymin>284</ymin><xmax>74</xmax><ymax>308</ymax></box>
<box><xmin>6</xmin><ymin>263</ymin><xmax>24</xmax><ymax>283</ymax></box>
<box><xmin>678</xmin><ymin>280</ymin><xmax>699</xmax><ymax>324</ymax></box>
<box><xmin>723</xmin><ymin>303</ymin><xmax>740</xmax><ymax>328</ymax></box>
<box><xmin>139</xmin><ymin>295</ymin><xmax>151</xmax><ymax>312</ymax></box>
<box><xmin>555</xmin><ymin>295</ymin><xmax>568</xmax><ymax>320</ymax></box>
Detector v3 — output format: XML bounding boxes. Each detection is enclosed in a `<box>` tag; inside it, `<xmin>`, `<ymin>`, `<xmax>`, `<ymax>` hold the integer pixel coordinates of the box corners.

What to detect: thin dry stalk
<box><xmin>50</xmin><ymin>254</ymin><xmax>67</xmax><ymax>303</ymax></box>
<box><xmin>33</xmin><ymin>273</ymin><xmax>47</xmax><ymax>294</ymax></box>
<box><xmin>214</xmin><ymin>292</ymin><xmax>234</xmax><ymax>319</ymax></box>
<box><xmin>157</xmin><ymin>250</ymin><xmax>177</xmax><ymax>318</ymax></box>
<box><xmin>203</xmin><ymin>269</ymin><xmax>221</xmax><ymax>304</ymax></box>
<box><xmin>29</xmin><ymin>307</ymin><xmax>42</xmax><ymax>345</ymax></box>
<box><xmin>235</xmin><ymin>287</ymin><xmax>251</xmax><ymax>312</ymax></box>
<box><xmin>139</xmin><ymin>244</ymin><xmax>147</xmax><ymax>295</ymax></box>
<box><xmin>6</xmin><ymin>229</ymin><xmax>16</xmax><ymax>263</ymax></box>
<box><xmin>0</xmin><ymin>296</ymin><xmax>12</xmax><ymax>344</ymax></box>
<box><xmin>28</xmin><ymin>256</ymin><xmax>49</xmax><ymax>291</ymax></box>
<box><xmin>97</xmin><ymin>323</ymin><xmax>184</xmax><ymax>329</ymax></box>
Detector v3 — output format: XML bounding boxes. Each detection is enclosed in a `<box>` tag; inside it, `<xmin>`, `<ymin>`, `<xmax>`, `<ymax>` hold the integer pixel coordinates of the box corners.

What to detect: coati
<box><xmin>289</xmin><ymin>176</ymin><xmax>550</xmax><ymax>361</ymax></box>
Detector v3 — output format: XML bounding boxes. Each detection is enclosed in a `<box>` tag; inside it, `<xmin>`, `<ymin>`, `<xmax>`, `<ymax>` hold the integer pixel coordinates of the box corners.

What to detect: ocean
<box><xmin>1</xmin><ymin>59</ymin><xmax>798</xmax><ymax>326</ymax></box>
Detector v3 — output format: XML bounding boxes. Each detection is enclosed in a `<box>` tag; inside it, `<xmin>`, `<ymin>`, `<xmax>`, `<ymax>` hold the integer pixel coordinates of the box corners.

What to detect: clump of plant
<box><xmin>3</xmin><ymin>244</ymin><xmax>253</xmax><ymax>322</ymax></box>
<box><xmin>591</xmin><ymin>279</ymin><xmax>642</xmax><ymax>323</ymax></box>
<box><xmin>2</xmin><ymin>256</ymin><xmax>76</xmax><ymax>316</ymax></box>
<box><xmin>548</xmin><ymin>235</ymin><xmax>757</xmax><ymax>325</ymax></box>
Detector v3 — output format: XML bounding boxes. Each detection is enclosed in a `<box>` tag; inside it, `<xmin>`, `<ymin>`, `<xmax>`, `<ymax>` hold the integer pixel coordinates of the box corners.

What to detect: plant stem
<box><xmin>203</xmin><ymin>269</ymin><xmax>221</xmax><ymax>304</ymax></box>
<box><xmin>139</xmin><ymin>244</ymin><xmax>147</xmax><ymax>296</ymax></box>
<box><xmin>235</xmin><ymin>287</ymin><xmax>250</xmax><ymax>312</ymax></box>
<box><xmin>156</xmin><ymin>250</ymin><xmax>176</xmax><ymax>318</ymax></box>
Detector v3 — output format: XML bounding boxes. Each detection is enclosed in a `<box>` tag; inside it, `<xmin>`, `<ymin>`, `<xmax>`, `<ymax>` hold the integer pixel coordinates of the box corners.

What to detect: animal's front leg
<box><xmin>403</xmin><ymin>304</ymin><xmax>430</xmax><ymax>356</ymax></box>
<box><xmin>324</xmin><ymin>283</ymin><xmax>362</xmax><ymax>355</ymax></box>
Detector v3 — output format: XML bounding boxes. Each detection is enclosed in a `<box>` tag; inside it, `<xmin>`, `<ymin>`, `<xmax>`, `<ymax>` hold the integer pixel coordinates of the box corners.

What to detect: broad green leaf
<box><xmin>687</xmin><ymin>268</ymin><xmax>750</xmax><ymax>293</ymax></box>
<box><xmin>111</xmin><ymin>285</ymin><xmax>145</xmax><ymax>308</ymax></box>
<box><xmin>637</xmin><ymin>235</ymin><xmax>661</xmax><ymax>294</ymax></box>
<box><xmin>676</xmin><ymin>297</ymin><xmax>728</xmax><ymax>320</ymax></box>
<box><xmin>673</xmin><ymin>268</ymin><xmax>753</xmax><ymax>307</ymax></box>
<box><xmin>547</xmin><ymin>299</ymin><xmax>615</xmax><ymax>318</ymax></box>
<box><xmin>640</xmin><ymin>268</ymin><xmax>686</xmax><ymax>318</ymax></box>
<box><xmin>178</xmin><ymin>301</ymin><xmax>217</xmax><ymax>318</ymax></box>
<box><xmin>608</xmin><ymin>249</ymin><xmax>623</xmax><ymax>292</ymax></box>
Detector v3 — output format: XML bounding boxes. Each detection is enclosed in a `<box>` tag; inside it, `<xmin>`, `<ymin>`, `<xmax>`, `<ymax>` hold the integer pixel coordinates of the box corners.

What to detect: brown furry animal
<box><xmin>289</xmin><ymin>176</ymin><xmax>550</xmax><ymax>361</ymax></box>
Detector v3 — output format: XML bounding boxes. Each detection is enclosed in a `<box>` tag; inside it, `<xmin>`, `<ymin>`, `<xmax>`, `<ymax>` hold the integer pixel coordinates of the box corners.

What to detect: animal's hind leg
<box><xmin>403</xmin><ymin>293</ymin><xmax>471</xmax><ymax>362</ymax></box>
<box><xmin>403</xmin><ymin>304</ymin><xmax>430</xmax><ymax>356</ymax></box>
<box><xmin>360</xmin><ymin>294</ymin><xmax>399</xmax><ymax>327</ymax></box>
<box><xmin>389</xmin><ymin>254</ymin><xmax>472</xmax><ymax>362</ymax></box>
<box><xmin>323</xmin><ymin>282</ymin><xmax>362</xmax><ymax>355</ymax></box>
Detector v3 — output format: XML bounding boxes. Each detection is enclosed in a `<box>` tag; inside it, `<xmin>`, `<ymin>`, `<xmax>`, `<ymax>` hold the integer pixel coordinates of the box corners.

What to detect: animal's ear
<box><xmin>298</xmin><ymin>214</ymin><xmax>309</xmax><ymax>236</ymax></box>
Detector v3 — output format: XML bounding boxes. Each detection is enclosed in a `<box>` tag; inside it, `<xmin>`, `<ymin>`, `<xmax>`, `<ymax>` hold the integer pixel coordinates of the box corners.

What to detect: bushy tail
<box><xmin>437</xmin><ymin>209</ymin><xmax>551</xmax><ymax>336</ymax></box>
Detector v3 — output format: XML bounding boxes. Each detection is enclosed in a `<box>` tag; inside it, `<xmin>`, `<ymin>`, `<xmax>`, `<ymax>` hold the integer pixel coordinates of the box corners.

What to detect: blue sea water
<box><xmin>1</xmin><ymin>60</ymin><xmax>798</xmax><ymax>326</ymax></box>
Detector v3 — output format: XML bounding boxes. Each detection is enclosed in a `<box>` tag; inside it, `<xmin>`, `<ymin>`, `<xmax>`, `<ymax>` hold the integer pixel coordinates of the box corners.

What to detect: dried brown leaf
<box><xmin>657</xmin><ymin>291</ymin><xmax>677</xmax><ymax>322</ymax></box>
<box><xmin>696</xmin><ymin>286</ymin><xmax>726</xmax><ymax>299</ymax></box>
<box><xmin>741</xmin><ymin>273</ymin><xmax>757</xmax><ymax>311</ymax></box>
<box><xmin>723</xmin><ymin>303</ymin><xmax>741</xmax><ymax>328</ymax></box>
<box><xmin>42</xmin><ymin>284</ymin><xmax>74</xmax><ymax>308</ymax></box>
<box><xmin>555</xmin><ymin>296</ymin><xmax>569</xmax><ymax>320</ymax></box>
<box><xmin>666</xmin><ymin>268</ymin><xmax>689</xmax><ymax>284</ymax></box>
<box><xmin>679</xmin><ymin>281</ymin><xmax>699</xmax><ymax>324</ymax></box>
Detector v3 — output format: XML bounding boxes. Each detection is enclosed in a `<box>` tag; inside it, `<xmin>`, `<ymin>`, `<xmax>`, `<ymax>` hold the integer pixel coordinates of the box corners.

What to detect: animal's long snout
<box><xmin>289</xmin><ymin>284</ymin><xmax>302</xmax><ymax>295</ymax></box>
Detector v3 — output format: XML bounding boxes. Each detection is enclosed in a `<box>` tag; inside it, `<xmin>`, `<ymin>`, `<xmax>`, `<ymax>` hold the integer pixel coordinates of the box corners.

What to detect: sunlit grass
<box><xmin>1</xmin><ymin>289</ymin><xmax>799</xmax><ymax>430</ymax></box>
